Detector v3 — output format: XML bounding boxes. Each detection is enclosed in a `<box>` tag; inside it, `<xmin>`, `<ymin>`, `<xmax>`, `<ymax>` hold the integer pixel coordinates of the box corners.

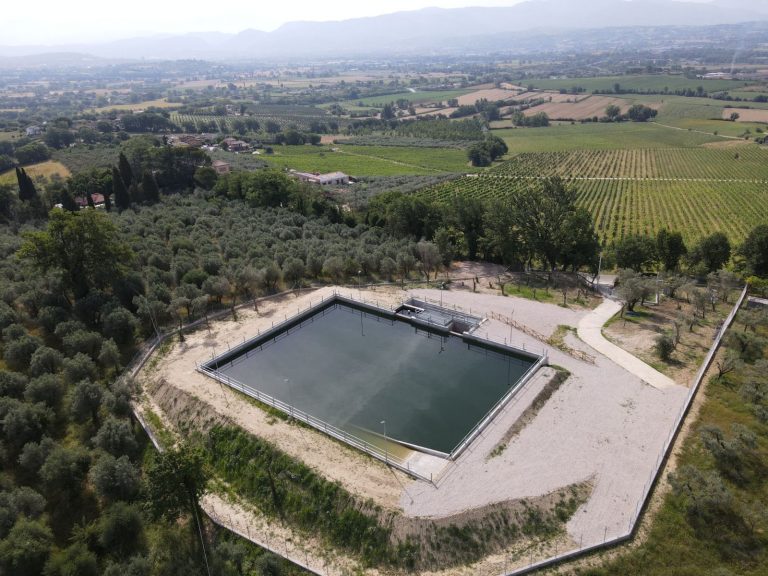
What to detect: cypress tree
<box><xmin>141</xmin><ymin>170</ymin><xmax>160</xmax><ymax>203</ymax></box>
<box><xmin>118</xmin><ymin>152</ymin><xmax>134</xmax><ymax>189</ymax></box>
<box><xmin>112</xmin><ymin>167</ymin><xmax>131</xmax><ymax>211</ymax></box>
<box><xmin>16</xmin><ymin>167</ymin><xmax>38</xmax><ymax>202</ymax></box>
<box><xmin>61</xmin><ymin>190</ymin><xmax>79</xmax><ymax>212</ymax></box>
<box><xmin>86</xmin><ymin>191</ymin><xmax>95</xmax><ymax>209</ymax></box>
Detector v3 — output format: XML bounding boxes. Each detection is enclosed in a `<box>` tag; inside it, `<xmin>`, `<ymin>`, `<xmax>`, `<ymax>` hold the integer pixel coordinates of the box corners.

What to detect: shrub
<box><xmin>655</xmin><ymin>333</ymin><xmax>676</xmax><ymax>362</ymax></box>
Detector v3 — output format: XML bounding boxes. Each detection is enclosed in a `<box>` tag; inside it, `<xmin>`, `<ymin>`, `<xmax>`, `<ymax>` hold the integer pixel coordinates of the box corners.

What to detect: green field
<box><xmin>351</xmin><ymin>88</ymin><xmax>473</xmax><ymax>107</ymax></box>
<box><xmin>262</xmin><ymin>144</ymin><xmax>472</xmax><ymax>176</ymax></box>
<box><xmin>493</xmin><ymin>122</ymin><xmax>721</xmax><ymax>153</ymax></box>
<box><xmin>657</xmin><ymin>117</ymin><xmax>765</xmax><ymax>139</ymax></box>
<box><xmin>726</xmin><ymin>89</ymin><xmax>768</xmax><ymax>100</ymax></box>
<box><xmin>415</xmin><ymin>148</ymin><xmax>768</xmax><ymax>243</ymax></box>
<box><xmin>0</xmin><ymin>131</ymin><xmax>22</xmax><ymax>142</ymax></box>
<box><xmin>490</xmin><ymin>147</ymin><xmax>768</xmax><ymax>180</ymax></box>
<box><xmin>527</xmin><ymin>74</ymin><xmax>750</xmax><ymax>93</ymax></box>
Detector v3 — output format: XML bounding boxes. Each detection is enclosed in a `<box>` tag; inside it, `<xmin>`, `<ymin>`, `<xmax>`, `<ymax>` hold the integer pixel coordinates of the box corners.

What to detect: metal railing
<box><xmin>450</xmin><ymin>350</ymin><xmax>548</xmax><ymax>462</ymax></box>
<box><xmin>200</xmin><ymin>290</ymin><xmax>549</xmax><ymax>467</ymax></box>
<box><xmin>197</xmin><ymin>365</ymin><xmax>435</xmax><ymax>484</ymax></box>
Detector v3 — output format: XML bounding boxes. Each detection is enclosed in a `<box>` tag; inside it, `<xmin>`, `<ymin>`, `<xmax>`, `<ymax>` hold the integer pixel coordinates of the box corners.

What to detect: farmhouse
<box><xmin>74</xmin><ymin>193</ymin><xmax>106</xmax><ymax>209</ymax></box>
<box><xmin>222</xmin><ymin>137</ymin><xmax>249</xmax><ymax>151</ymax></box>
<box><xmin>174</xmin><ymin>134</ymin><xmax>206</xmax><ymax>148</ymax></box>
<box><xmin>25</xmin><ymin>125</ymin><xmax>43</xmax><ymax>137</ymax></box>
<box><xmin>292</xmin><ymin>170</ymin><xmax>350</xmax><ymax>185</ymax></box>
<box><xmin>212</xmin><ymin>160</ymin><xmax>231</xmax><ymax>175</ymax></box>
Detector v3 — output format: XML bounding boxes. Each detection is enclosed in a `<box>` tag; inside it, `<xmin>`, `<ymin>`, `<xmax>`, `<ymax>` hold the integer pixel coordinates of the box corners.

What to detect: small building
<box><xmin>222</xmin><ymin>137</ymin><xmax>249</xmax><ymax>152</ymax></box>
<box><xmin>25</xmin><ymin>125</ymin><xmax>42</xmax><ymax>137</ymax></box>
<box><xmin>212</xmin><ymin>160</ymin><xmax>231</xmax><ymax>175</ymax></box>
<box><xmin>176</xmin><ymin>134</ymin><xmax>205</xmax><ymax>148</ymax></box>
<box><xmin>74</xmin><ymin>193</ymin><xmax>106</xmax><ymax>209</ymax></box>
<box><xmin>292</xmin><ymin>171</ymin><xmax>350</xmax><ymax>186</ymax></box>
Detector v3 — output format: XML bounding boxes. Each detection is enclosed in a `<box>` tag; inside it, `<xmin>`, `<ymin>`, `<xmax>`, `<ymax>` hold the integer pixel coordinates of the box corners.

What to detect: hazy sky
<box><xmin>4</xmin><ymin>0</ymin><xmax>534</xmax><ymax>46</ymax></box>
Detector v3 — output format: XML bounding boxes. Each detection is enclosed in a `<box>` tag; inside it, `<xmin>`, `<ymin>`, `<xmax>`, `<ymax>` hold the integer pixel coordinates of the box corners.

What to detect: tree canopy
<box><xmin>18</xmin><ymin>209</ymin><xmax>134</xmax><ymax>299</ymax></box>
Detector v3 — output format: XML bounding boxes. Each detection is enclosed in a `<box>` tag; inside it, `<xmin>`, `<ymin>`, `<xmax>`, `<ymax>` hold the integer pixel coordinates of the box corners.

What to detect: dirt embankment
<box><xmin>143</xmin><ymin>356</ymin><xmax>591</xmax><ymax>573</ymax></box>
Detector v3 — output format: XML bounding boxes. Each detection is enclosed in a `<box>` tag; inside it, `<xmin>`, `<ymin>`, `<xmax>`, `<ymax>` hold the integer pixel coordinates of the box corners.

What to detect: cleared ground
<box><xmin>722</xmin><ymin>107</ymin><xmax>768</xmax><ymax>123</ymax></box>
<box><xmin>523</xmin><ymin>96</ymin><xmax>660</xmax><ymax>120</ymax></box>
<box><xmin>456</xmin><ymin>88</ymin><xmax>520</xmax><ymax>105</ymax></box>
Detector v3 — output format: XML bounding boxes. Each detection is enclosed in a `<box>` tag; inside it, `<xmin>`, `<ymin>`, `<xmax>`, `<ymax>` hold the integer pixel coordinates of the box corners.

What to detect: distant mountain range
<box><xmin>1</xmin><ymin>0</ymin><xmax>767</xmax><ymax>62</ymax></box>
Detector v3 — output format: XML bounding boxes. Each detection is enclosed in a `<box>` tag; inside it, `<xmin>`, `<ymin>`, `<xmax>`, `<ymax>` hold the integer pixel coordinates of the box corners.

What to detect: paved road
<box><xmin>577</xmin><ymin>299</ymin><xmax>678</xmax><ymax>390</ymax></box>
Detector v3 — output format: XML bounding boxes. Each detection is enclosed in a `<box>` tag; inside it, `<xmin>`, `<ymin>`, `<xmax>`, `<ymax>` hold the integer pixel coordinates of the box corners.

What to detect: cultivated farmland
<box><xmin>262</xmin><ymin>144</ymin><xmax>473</xmax><ymax>175</ymax></box>
<box><xmin>522</xmin><ymin>95</ymin><xmax>657</xmax><ymax>120</ymax></box>
<box><xmin>415</xmin><ymin>147</ymin><xmax>768</xmax><ymax>242</ymax></box>
<box><xmin>722</xmin><ymin>107</ymin><xmax>768</xmax><ymax>123</ymax></box>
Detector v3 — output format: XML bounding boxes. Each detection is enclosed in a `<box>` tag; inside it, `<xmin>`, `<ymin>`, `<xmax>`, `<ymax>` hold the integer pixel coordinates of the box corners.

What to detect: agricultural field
<box><xmin>351</xmin><ymin>88</ymin><xmax>473</xmax><ymax>107</ymax></box>
<box><xmin>170</xmin><ymin>111</ymin><xmax>339</xmax><ymax>133</ymax></box>
<box><xmin>493</xmin><ymin>122</ymin><xmax>721</xmax><ymax>153</ymax></box>
<box><xmin>415</xmin><ymin>147</ymin><xmax>768</xmax><ymax>243</ymax></box>
<box><xmin>455</xmin><ymin>88</ymin><xmax>519</xmax><ymax>105</ymax></box>
<box><xmin>93</xmin><ymin>98</ymin><xmax>179</xmax><ymax>113</ymax></box>
<box><xmin>511</xmin><ymin>91</ymin><xmax>581</xmax><ymax>103</ymax></box>
<box><xmin>490</xmin><ymin>147</ymin><xmax>768</xmax><ymax>180</ymax></box>
<box><xmin>53</xmin><ymin>145</ymin><xmax>121</xmax><ymax>173</ymax></box>
<box><xmin>526</xmin><ymin>74</ymin><xmax>750</xmax><ymax>93</ymax></box>
<box><xmin>722</xmin><ymin>107</ymin><xmax>768</xmax><ymax>123</ymax></box>
<box><xmin>0</xmin><ymin>160</ymin><xmax>71</xmax><ymax>184</ymax></box>
<box><xmin>0</xmin><ymin>130</ymin><xmax>22</xmax><ymax>141</ymax></box>
<box><xmin>262</xmin><ymin>144</ymin><xmax>473</xmax><ymax>176</ymax></box>
<box><xmin>521</xmin><ymin>95</ymin><xmax>644</xmax><ymax>120</ymax></box>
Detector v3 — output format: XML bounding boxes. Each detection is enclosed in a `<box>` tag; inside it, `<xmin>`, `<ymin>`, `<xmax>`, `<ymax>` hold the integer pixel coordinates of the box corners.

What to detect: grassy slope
<box><xmin>0</xmin><ymin>160</ymin><xmax>71</xmax><ymax>184</ymax></box>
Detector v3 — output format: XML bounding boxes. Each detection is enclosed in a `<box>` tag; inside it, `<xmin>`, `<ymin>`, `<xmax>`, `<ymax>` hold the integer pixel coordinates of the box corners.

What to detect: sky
<box><xmin>3</xmin><ymin>0</ymin><xmax>723</xmax><ymax>46</ymax></box>
<box><xmin>3</xmin><ymin>0</ymin><xmax>531</xmax><ymax>46</ymax></box>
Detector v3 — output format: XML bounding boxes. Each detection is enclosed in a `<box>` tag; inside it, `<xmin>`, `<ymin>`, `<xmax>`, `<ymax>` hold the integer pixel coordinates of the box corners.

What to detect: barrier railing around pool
<box><xmin>450</xmin><ymin>348</ymin><xmax>548</xmax><ymax>462</ymax></box>
<box><xmin>197</xmin><ymin>364</ymin><xmax>436</xmax><ymax>484</ymax></box>
<box><xmin>197</xmin><ymin>289</ymin><xmax>550</xmax><ymax>482</ymax></box>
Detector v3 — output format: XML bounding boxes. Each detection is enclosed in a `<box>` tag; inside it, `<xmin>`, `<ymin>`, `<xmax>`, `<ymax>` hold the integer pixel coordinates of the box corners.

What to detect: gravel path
<box><xmin>577</xmin><ymin>300</ymin><xmax>677</xmax><ymax>390</ymax></box>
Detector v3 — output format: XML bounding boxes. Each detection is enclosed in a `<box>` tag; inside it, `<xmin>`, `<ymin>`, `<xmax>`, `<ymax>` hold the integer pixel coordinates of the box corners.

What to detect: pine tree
<box><xmin>112</xmin><ymin>167</ymin><xmax>131</xmax><ymax>211</ymax></box>
<box><xmin>117</xmin><ymin>152</ymin><xmax>134</xmax><ymax>189</ymax></box>
<box><xmin>141</xmin><ymin>170</ymin><xmax>160</xmax><ymax>203</ymax></box>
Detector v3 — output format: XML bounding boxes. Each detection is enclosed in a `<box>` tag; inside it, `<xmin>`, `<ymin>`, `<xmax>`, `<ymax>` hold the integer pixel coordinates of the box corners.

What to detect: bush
<box><xmin>89</xmin><ymin>454</ymin><xmax>141</xmax><ymax>503</ymax></box>
<box><xmin>4</xmin><ymin>335</ymin><xmax>43</xmax><ymax>371</ymax></box>
<box><xmin>28</xmin><ymin>347</ymin><xmax>64</xmax><ymax>377</ymax></box>
<box><xmin>93</xmin><ymin>416</ymin><xmax>138</xmax><ymax>458</ymax></box>
<box><xmin>655</xmin><ymin>333</ymin><xmax>676</xmax><ymax>362</ymax></box>
<box><xmin>97</xmin><ymin>502</ymin><xmax>145</xmax><ymax>558</ymax></box>
<box><xmin>0</xmin><ymin>518</ymin><xmax>53</xmax><ymax>576</ymax></box>
<box><xmin>62</xmin><ymin>354</ymin><xmax>98</xmax><ymax>386</ymax></box>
